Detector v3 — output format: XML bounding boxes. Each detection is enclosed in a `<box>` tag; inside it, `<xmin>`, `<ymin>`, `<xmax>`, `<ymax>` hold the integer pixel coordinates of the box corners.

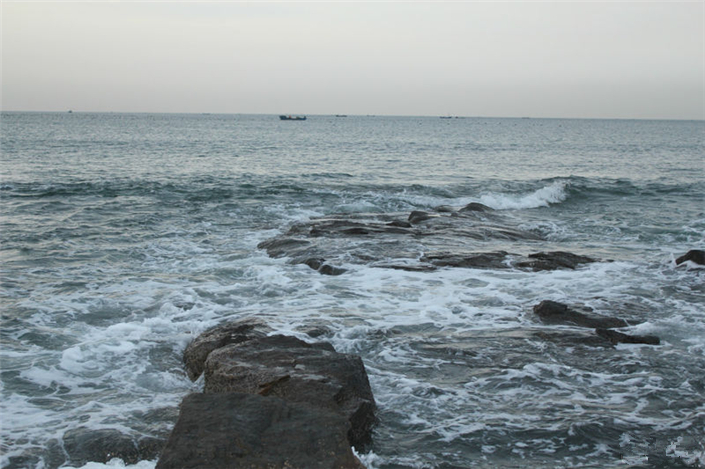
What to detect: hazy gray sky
<box><xmin>2</xmin><ymin>2</ymin><xmax>703</xmax><ymax>119</ymax></box>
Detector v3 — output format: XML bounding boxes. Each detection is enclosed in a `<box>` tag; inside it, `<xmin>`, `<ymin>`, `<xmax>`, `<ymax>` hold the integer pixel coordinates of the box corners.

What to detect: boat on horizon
<box><xmin>279</xmin><ymin>115</ymin><xmax>307</xmax><ymax>121</ymax></box>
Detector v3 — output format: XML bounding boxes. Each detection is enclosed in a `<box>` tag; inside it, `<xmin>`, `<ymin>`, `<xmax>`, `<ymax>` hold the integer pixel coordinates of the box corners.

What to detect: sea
<box><xmin>1</xmin><ymin>112</ymin><xmax>703</xmax><ymax>469</ymax></box>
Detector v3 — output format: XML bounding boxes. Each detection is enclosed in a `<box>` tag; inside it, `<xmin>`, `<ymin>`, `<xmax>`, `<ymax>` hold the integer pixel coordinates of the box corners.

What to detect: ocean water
<box><xmin>1</xmin><ymin>112</ymin><xmax>703</xmax><ymax>468</ymax></box>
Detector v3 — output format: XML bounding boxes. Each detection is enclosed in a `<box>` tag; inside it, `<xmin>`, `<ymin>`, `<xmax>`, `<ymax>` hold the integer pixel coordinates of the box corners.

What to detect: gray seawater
<box><xmin>1</xmin><ymin>112</ymin><xmax>704</xmax><ymax>468</ymax></box>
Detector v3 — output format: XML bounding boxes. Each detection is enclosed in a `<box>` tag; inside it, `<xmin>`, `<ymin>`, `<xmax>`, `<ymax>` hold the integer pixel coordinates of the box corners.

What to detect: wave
<box><xmin>479</xmin><ymin>181</ymin><xmax>569</xmax><ymax>210</ymax></box>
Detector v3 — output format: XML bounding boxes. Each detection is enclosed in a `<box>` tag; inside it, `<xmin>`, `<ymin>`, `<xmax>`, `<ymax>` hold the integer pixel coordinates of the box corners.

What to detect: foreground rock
<box><xmin>533</xmin><ymin>300</ymin><xmax>631</xmax><ymax>329</ymax></box>
<box><xmin>676</xmin><ymin>249</ymin><xmax>705</xmax><ymax>266</ymax></box>
<box><xmin>155</xmin><ymin>393</ymin><xmax>364</xmax><ymax>469</ymax></box>
<box><xmin>159</xmin><ymin>322</ymin><xmax>377</xmax><ymax>468</ymax></box>
<box><xmin>204</xmin><ymin>334</ymin><xmax>377</xmax><ymax>449</ymax></box>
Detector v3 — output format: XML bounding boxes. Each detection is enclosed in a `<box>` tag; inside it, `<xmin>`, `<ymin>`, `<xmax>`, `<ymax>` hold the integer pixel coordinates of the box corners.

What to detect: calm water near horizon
<box><xmin>1</xmin><ymin>112</ymin><xmax>704</xmax><ymax>468</ymax></box>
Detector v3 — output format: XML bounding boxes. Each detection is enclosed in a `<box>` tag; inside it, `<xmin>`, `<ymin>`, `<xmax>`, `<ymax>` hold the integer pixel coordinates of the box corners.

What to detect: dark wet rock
<box><xmin>183</xmin><ymin>319</ymin><xmax>270</xmax><ymax>381</ymax></box>
<box><xmin>203</xmin><ymin>334</ymin><xmax>376</xmax><ymax>449</ymax></box>
<box><xmin>6</xmin><ymin>439</ymin><xmax>66</xmax><ymax>469</ymax></box>
<box><xmin>517</xmin><ymin>251</ymin><xmax>598</xmax><ymax>271</ymax></box>
<box><xmin>304</xmin><ymin>258</ymin><xmax>347</xmax><ymax>275</ymax></box>
<box><xmin>387</xmin><ymin>220</ymin><xmax>412</xmax><ymax>228</ymax></box>
<box><xmin>155</xmin><ymin>393</ymin><xmax>364</xmax><ymax>469</ymax></box>
<box><xmin>423</xmin><ymin>251</ymin><xmax>511</xmax><ymax>270</ymax></box>
<box><xmin>459</xmin><ymin>202</ymin><xmax>493</xmax><ymax>212</ymax></box>
<box><xmin>63</xmin><ymin>427</ymin><xmax>163</xmax><ymax>467</ymax></box>
<box><xmin>257</xmin><ymin>237</ymin><xmax>312</xmax><ymax>258</ymax></box>
<box><xmin>319</xmin><ymin>264</ymin><xmax>347</xmax><ymax>275</ymax></box>
<box><xmin>298</xmin><ymin>325</ymin><xmax>333</xmax><ymax>338</ymax></box>
<box><xmin>533</xmin><ymin>300</ymin><xmax>630</xmax><ymax>329</ymax></box>
<box><xmin>435</xmin><ymin>205</ymin><xmax>456</xmax><ymax>213</ymax></box>
<box><xmin>533</xmin><ymin>330</ymin><xmax>615</xmax><ymax>348</ymax></box>
<box><xmin>256</xmin><ymin>211</ymin><xmax>549</xmax><ymax>273</ymax></box>
<box><xmin>408</xmin><ymin>210</ymin><xmax>439</xmax><ymax>224</ymax></box>
<box><xmin>676</xmin><ymin>249</ymin><xmax>705</xmax><ymax>266</ymax></box>
<box><xmin>595</xmin><ymin>328</ymin><xmax>660</xmax><ymax>345</ymax></box>
<box><xmin>375</xmin><ymin>263</ymin><xmax>439</xmax><ymax>272</ymax></box>
<box><xmin>304</xmin><ymin>257</ymin><xmax>326</xmax><ymax>270</ymax></box>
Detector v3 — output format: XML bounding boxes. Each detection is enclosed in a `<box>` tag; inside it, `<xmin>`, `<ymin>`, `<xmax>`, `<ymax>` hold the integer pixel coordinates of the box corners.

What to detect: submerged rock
<box><xmin>305</xmin><ymin>257</ymin><xmax>347</xmax><ymax>275</ymax></box>
<box><xmin>533</xmin><ymin>300</ymin><xmax>630</xmax><ymax>329</ymax></box>
<box><xmin>595</xmin><ymin>328</ymin><xmax>660</xmax><ymax>345</ymax></box>
<box><xmin>422</xmin><ymin>251</ymin><xmax>511</xmax><ymax>270</ymax></box>
<box><xmin>62</xmin><ymin>427</ymin><xmax>163</xmax><ymax>467</ymax></box>
<box><xmin>408</xmin><ymin>210</ymin><xmax>439</xmax><ymax>224</ymax></box>
<box><xmin>459</xmin><ymin>202</ymin><xmax>493</xmax><ymax>212</ymax></box>
<box><xmin>516</xmin><ymin>251</ymin><xmax>598</xmax><ymax>271</ymax></box>
<box><xmin>676</xmin><ymin>249</ymin><xmax>705</xmax><ymax>266</ymax></box>
<box><xmin>155</xmin><ymin>393</ymin><xmax>364</xmax><ymax>469</ymax></box>
<box><xmin>203</xmin><ymin>334</ymin><xmax>377</xmax><ymax>450</ymax></box>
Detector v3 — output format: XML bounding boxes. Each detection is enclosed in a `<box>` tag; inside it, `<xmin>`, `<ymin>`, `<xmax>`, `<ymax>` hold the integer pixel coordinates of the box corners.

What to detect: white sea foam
<box><xmin>63</xmin><ymin>459</ymin><xmax>157</xmax><ymax>469</ymax></box>
<box><xmin>479</xmin><ymin>181</ymin><xmax>569</xmax><ymax>210</ymax></box>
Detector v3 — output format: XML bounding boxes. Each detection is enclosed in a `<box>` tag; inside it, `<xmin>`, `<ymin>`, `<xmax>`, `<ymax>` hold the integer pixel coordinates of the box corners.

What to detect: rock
<box><xmin>676</xmin><ymin>249</ymin><xmax>705</xmax><ymax>266</ymax></box>
<box><xmin>319</xmin><ymin>264</ymin><xmax>347</xmax><ymax>276</ymax></box>
<box><xmin>595</xmin><ymin>328</ymin><xmax>660</xmax><ymax>345</ymax></box>
<box><xmin>517</xmin><ymin>251</ymin><xmax>598</xmax><ymax>271</ymax></box>
<box><xmin>423</xmin><ymin>251</ymin><xmax>511</xmax><ymax>270</ymax></box>
<box><xmin>304</xmin><ymin>258</ymin><xmax>347</xmax><ymax>275</ymax></box>
<box><xmin>257</xmin><ymin>237</ymin><xmax>312</xmax><ymax>258</ymax></box>
<box><xmin>533</xmin><ymin>300</ymin><xmax>630</xmax><ymax>329</ymax></box>
<box><xmin>387</xmin><ymin>220</ymin><xmax>412</xmax><ymax>228</ymax></box>
<box><xmin>62</xmin><ymin>427</ymin><xmax>163</xmax><ymax>467</ymax></box>
<box><xmin>459</xmin><ymin>202</ymin><xmax>492</xmax><ymax>212</ymax></box>
<box><xmin>155</xmin><ymin>393</ymin><xmax>364</xmax><ymax>469</ymax></box>
<box><xmin>203</xmin><ymin>334</ymin><xmax>377</xmax><ymax>450</ymax></box>
<box><xmin>408</xmin><ymin>211</ymin><xmax>439</xmax><ymax>224</ymax></box>
<box><xmin>183</xmin><ymin>319</ymin><xmax>269</xmax><ymax>381</ymax></box>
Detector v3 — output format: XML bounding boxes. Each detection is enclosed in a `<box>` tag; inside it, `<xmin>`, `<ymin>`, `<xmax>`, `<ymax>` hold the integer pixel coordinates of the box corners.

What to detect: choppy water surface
<box><xmin>1</xmin><ymin>113</ymin><xmax>704</xmax><ymax>468</ymax></box>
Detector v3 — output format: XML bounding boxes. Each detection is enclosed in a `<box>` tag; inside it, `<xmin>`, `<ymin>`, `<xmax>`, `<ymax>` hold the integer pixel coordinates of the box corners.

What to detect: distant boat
<box><xmin>335</xmin><ymin>114</ymin><xmax>347</xmax><ymax>117</ymax></box>
<box><xmin>67</xmin><ymin>110</ymin><xmax>73</xmax><ymax>114</ymax></box>
<box><xmin>279</xmin><ymin>115</ymin><xmax>307</xmax><ymax>121</ymax></box>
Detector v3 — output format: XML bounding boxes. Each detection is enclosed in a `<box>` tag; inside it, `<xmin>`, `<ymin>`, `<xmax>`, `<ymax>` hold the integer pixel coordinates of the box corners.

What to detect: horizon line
<box><xmin>2</xmin><ymin>109</ymin><xmax>703</xmax><ymax>122</ymax></box>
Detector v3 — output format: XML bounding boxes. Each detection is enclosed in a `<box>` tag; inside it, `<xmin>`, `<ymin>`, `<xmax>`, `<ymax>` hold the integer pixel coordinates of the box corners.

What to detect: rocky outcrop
<box><xmin>256</xmin><ymin>207</ymin><xmax>606</xmax><ymax>275</ymax></box>
<box><xmin>159</xmin><ymin>322</ymin><xmax>377</xmax><ymax>468</ymax></box>
<box><xmin>533</xmin><ymin>301</ymin><xmax>660</xmax><ymax>347</ymax></box>
<box><xmin>155</xmin><ymin>393</ymin><xmax>364</xmax><ymax>469</ymax></box>
<box><xmin>533</xmin><ymin>300</ymin><xmax>630</xmax><ymax>329</ymax></box>
<box><xmin>676</xmin><ymin>249</ymin><xmax>705</xmax><ymax>266</ymax></box>
<box><xmin>256</xmin><ymin>207</ymin><xmax>552</xmax><ymax>274</ymax></box>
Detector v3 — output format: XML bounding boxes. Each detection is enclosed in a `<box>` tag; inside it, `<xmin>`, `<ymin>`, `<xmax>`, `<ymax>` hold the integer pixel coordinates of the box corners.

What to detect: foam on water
<box><xmin>63</xmin><ymin>460</ymin><xmax>156</xmax><ymax>469</ymax></box>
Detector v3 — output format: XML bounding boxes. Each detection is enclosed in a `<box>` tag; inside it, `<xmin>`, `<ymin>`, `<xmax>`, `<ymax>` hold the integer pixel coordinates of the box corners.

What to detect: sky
<box><xmin>2</xmin><ymin>2</ymin><xmax>703</xmax><ymax>119</ymax></box>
